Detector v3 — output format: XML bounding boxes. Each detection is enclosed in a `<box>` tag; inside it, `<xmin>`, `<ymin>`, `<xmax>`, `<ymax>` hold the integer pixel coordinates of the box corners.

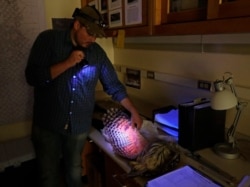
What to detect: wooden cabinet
<box><xmin>154</xmin><ymin>0</ymin><xmax>250</xmax><ymax>35</ymax></box>
<box><xmin>104</xmin><ymin>154</ymin><xmax>142</xmax><ymax>187</ymax></box>
<box><xmin>82</xmin><ymin>140</ymin><xmax>105</xmax><ymax>187</ymax></box>
<box><xmin>80</xmin><ymin>0</ymin><xmax>250</xmax><ymax>36</ymax></box>
<box><xmin>207</xmin><ymin>0</ymin><xmax>250</xmax><ymax>20</ymax></box>
<box><xmin>83</xmin><ymin>140</ymin><xmax>144</xmax><ymax>187</ymax></box>
<box><xmin>159</xmin><ymin>0</ymin><xmax>207</xmax><ymax>24</ymax></box>
<box><xmin>81</xmin><ymin>139</ymin><xmax>99</xmax><ymax>176</ymax></box>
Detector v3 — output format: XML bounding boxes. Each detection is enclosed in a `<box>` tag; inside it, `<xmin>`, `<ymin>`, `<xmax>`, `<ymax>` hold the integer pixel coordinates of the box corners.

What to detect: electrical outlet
<box><xmin>197</xmin><ymin>80</ymin><xmax>211</xmax><ymax>91</ymax></box>
<box><xmin>147</xmin><ymin>71</ymin><xmax>155</xmax><ymax>79</ymax></box>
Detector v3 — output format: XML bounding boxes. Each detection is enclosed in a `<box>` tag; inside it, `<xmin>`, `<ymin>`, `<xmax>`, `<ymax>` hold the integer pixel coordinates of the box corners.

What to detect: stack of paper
<box><xmin>154</xmin><ymin>109</ymin><xmax>179</xmax><ymax>138</ymax></box>
<box><xmin>146</xmin><ymin>165</ymin><xmax>221</xmax><ymax>187</ymax></box>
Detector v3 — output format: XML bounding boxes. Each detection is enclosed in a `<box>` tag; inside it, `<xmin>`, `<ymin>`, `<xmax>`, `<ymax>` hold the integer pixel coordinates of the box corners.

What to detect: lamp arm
<box><xmin>226</xmin><ymin>80</ymin><xmax>240</xmax><ymax>146</ymax></box>
<box><xmin>228</xmin><ymin>77</ymin><xmax>238</xmax><ymax>98</ymax></box>
<box><xmin>221</xmin><ymin>74</ymin><xmax>248</xmax><ymax>147</ymax></box>
<box><xmin>227</xmin><ymin>101</ymin><xmax>248</xmax><ymax>145</ymax></box>
<box><xmin>226</xmin><ymin>106</ymin><xmax>242</xmax><ymax>146</ymax></box>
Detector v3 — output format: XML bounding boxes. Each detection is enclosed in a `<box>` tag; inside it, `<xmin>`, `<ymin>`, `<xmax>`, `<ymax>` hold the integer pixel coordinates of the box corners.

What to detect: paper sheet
<box><xmin>154</xmin><ymin>109</ymin><xmax>178</xmax><ymax>129</ymax></box>
<box><xmin>238</xmin><ymin>175</ymin><xmax>250</xmax><ymax>187</ymax></box>
<box><xmin>147</xmin><ymin>165</ymin><xmax>221</xmax><ymax>187</ymax></box>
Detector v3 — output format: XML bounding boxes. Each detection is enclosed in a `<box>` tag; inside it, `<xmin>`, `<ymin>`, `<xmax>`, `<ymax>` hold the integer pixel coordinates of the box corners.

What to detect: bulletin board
<box><xmin>0</xmin><ymin>0</ymin><xmax>46</xmax><ymax>125</ymax></box>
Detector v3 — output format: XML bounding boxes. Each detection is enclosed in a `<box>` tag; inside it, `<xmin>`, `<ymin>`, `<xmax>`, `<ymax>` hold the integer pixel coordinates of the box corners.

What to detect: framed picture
<box><xmin>98</xmin><ymin>0</ymin><xmax>108</xmax><ymax>13</ymax></box>
<box><xmin>108</xmin><ymin>0</ymin><xmax>122</xmax><ymax>10</ymax></box>
<box><xmin>125</xmin><ymin>0</ymin><xmax>142</xmax><ymax>25</ymax></box>
<box><xmin>108</xmin><ymin>8</ymin><xmax>123</xmax><ymax>28</ymax></box>
<box><xmin>125</xmin><ymin>68</ymin><xmax>141</xmax><ymax>89</ymax></box>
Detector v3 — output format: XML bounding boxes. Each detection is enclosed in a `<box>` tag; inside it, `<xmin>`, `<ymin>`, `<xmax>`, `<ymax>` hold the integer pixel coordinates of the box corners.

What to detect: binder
<box><xmin>178</xmin><ymin>101</ymin><xmax>226</xmax><ymax>152</ymax></box>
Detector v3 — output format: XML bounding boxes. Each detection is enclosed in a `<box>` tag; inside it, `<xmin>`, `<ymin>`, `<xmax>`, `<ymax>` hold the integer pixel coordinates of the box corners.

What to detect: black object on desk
<box><xmin>178</xmin><ymin>100</ymin><xmax>226</xmax><ymax>152</ymax></box>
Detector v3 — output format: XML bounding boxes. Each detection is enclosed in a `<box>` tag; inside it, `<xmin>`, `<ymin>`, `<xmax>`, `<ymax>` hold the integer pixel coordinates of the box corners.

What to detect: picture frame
<box><xmin>108</xmin><ymin>8</ymin><xmax>123</xmax><ymax>28</ymax></box>
<box><xmin>125</xmin><ymin>68</ymin><xmax>141</xmax><ymax>89</ymax></box>
<box><xmin>108</xmin><ymin>0</ymin><xmax>122</xmax><ymax>10</ymax></box>
<box><xmin>98</xmin><ymin>0</ymin><xmax>108</xmax><ymax>13</ymax></box>
<box><xmin>125</xmin><ymin>0</ymin><xmax>142</xmax><ymax>25</ymax></box>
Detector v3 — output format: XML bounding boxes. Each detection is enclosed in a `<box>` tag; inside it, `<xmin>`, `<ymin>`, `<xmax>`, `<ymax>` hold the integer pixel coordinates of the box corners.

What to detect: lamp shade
<box><xmin>211</xmin><ymin>89</ymin><xmax>237</xmax><ymax>110</ymax></box>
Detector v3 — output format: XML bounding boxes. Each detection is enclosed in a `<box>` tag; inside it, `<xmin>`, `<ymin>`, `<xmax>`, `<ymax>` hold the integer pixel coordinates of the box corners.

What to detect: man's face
<box><xmin>73</xmin><ymin>20</ymin><xmax>97</xmax><ymax>48</ymax></box>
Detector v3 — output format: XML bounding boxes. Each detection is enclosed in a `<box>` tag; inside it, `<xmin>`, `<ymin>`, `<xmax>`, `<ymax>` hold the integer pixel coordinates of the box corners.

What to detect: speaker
<box><xmin>178</xmin><ymin>101</ymin><xmax>226</xmax><ymax>152</ymax></box>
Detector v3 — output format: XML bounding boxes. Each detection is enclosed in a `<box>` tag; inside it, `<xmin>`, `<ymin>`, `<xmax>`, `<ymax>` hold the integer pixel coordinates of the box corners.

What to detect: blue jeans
<box><xmin>32</xmin><ymin>125</ymin><xmax>88</xmax><ymax>187</ymax></box>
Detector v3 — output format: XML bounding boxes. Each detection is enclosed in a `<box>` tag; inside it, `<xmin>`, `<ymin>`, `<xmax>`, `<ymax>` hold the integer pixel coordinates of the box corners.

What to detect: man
<box><xmin>25</xmin><ymin>5</ymin><xmax>142</xmax><ymax>187</ymax></box>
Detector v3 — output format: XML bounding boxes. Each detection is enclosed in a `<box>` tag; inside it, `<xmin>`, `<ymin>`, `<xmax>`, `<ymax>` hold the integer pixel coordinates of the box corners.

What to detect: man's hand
<box><xmin>131</xmin><ymin>112</ymin><xmax>143</xmax><ymax>129</ymax></box>
<box><xmin>67</xmin><ymin>50</ymin><xmax>85</xmax><ymax>67</ymax></box>
<box><xmin>119</xmin><ymin>97</ymin><xmax>143</xmax><ymax>129</ymax></box>
<box><xmin>50</xmin><ymin>50</ymin><xmax>85</xmax><ymax>79</ymax></box>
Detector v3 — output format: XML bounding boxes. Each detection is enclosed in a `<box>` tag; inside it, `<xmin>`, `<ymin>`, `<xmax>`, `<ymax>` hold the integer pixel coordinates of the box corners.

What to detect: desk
<box><xmin>179</xmin><ymin>148</ymin><xmax>250</xmax><ymax>187</ymax></box>
<box><xmin>197</xmin><ymin>148</ymin><xmax>250</xmax><ymax>186</ymax></box>
<box><xmin>88</xmin><ymin>127</ymin><xmax>250</xmax><ymax>187</ymax></box>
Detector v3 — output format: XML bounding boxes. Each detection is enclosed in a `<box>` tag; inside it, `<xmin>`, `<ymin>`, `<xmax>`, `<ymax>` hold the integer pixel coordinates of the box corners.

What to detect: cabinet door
<box><xmin>160</xmin><ymin>0</ymin><xmax>250</xmax><ymax>23</ymax></box>
<box><xmin>161</xmin><ymin>0</ymin><xmax>207</xmax><ymax>24</ymax></box>
<box><xmin>154</xmin><ymin>0</ymin><xmax>250</xmax><ymax>35</ymax></box>
<box><xmin>81</xmin><ymin>139</ymin><xmax>99</xmax><ymax>176</ymax></box>
<box><xmin>207</xmin><ymin>0</ymin><xmax>250</xmax><ymax>19</ymax></box>
<box><xmin>104</xmin><ymin>154</ymin><xmax>141</xmax><ymax>187</ymax></box>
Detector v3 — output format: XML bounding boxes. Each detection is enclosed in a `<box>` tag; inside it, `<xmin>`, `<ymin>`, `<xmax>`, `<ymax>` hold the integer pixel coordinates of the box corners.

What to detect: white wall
<box><xmin>113</xmin><ymin>34</ymin><xmax>250</xmax><ymax>137</ymax></box>
<box><xmin>44</xmin><ymin>0</ymin><xmax>81</xmax><ymax>28</ymax></box>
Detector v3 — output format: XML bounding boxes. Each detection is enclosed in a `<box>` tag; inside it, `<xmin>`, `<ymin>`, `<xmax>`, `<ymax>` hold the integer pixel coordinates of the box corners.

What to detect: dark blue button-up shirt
<box><xmin>25</xmin><ymin>29</ymin><xmax>127</xmax><ymax>135</ymax></box>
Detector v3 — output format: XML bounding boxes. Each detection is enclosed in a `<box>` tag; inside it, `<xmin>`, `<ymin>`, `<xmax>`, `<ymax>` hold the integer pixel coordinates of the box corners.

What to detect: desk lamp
<box><xmin>211</xmin><ymin>72</ymin><xmax>247</xmax><ymax>159</ymax></box>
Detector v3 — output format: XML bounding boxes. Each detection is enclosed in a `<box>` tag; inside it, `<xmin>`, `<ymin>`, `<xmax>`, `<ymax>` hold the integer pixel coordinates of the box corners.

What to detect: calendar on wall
<box><xmin>0</xmin><ymin>0</ymin><xmax>46</xmax><ymax>125</ymax></box>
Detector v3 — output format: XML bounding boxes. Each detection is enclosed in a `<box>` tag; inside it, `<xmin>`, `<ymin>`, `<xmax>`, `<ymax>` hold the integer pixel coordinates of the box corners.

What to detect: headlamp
<box><xmin>72</xmin><ymin>7</ymin><xmax>106</xmax><ymax>28</ymax></box>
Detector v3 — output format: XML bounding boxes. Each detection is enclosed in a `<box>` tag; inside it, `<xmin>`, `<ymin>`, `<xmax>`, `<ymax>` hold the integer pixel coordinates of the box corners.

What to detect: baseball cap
<box><xmin>72</xmin><ymin>6</ymin><xmax>106</xmax><ymax>38</ymax></box>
